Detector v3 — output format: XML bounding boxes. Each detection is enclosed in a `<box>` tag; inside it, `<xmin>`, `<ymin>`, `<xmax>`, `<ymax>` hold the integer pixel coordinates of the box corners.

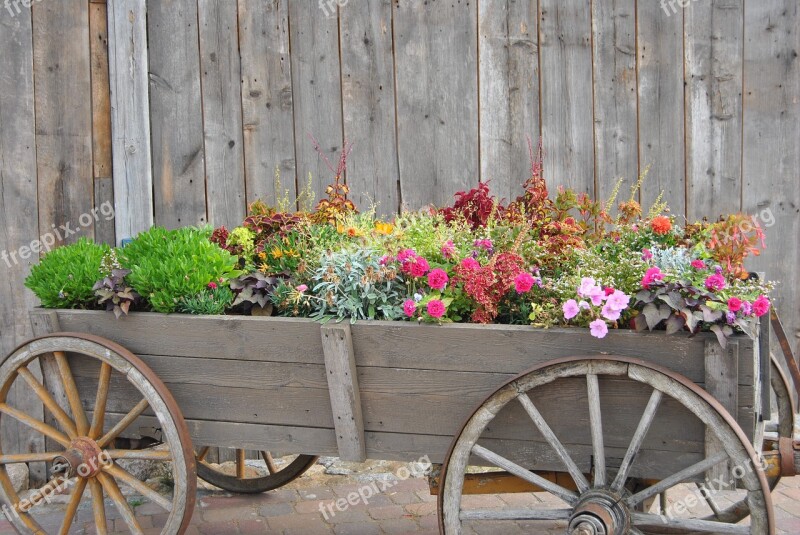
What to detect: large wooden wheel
<box><xmin>438</xmin><ymin>356</ymin><xmax>775</xmax><ymax>535</ymax></box>
<box><xmin>0</xmin><ymin>334</ymin><xmax>196</xmax><ymax>534</ymax></box>
<box><xmin>195</xmin><ymin>446</ymin><xmax>317</xmax><ymax>494</ymax></box>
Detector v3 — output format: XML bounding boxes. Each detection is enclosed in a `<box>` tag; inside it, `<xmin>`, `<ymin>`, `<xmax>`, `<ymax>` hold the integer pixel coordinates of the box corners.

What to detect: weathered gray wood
<box><xmin>611</xmin><ymin>389</ymin><xmax>663</xmax><ymax>491</ymax></box>
<box><xmin>238</xmin><ymin>0</ymin><xmax>296</xmax><ymax>205</ymax></box>
<box><xmin>685</xmin><ymin>0</ymin><xmax>744</xmax><ymax>220</ymax></box>
<box><xmin>539</xmin><ymin>0</ymin><xmax>595</xmax><ymax>196</ymax></box>
<box><xmin>636</xmin><ymin>0</ymin><xmax>686</xmax><ymax>214</ymax></box>
<box><xmin>591</xmin><ymin>0</ymin><xmax>639</xmax><ymax>198</ymax></box>
<box><xmin>704</xmin><ymin>340</ymin><xmax>739</xmax><ymax>489</ymax></box>
<box><xmin>587</xmin><ymin>374</ymin><xmax>605</xmax><ymax>487</ymax></box>
<box><xmin>339</xmin><ymin>0</ymin><xmax>400</xmax><ymax>215</ymax></box>
<box><xmin>393</xmin><ymin>0</ymin><xmax>479</xmax><ymax>209</ymax></box>
<box><xmin>759</xmin><ymin>318</ymin><xmax>771</xmax><ymax>422</ymax></box>
<box><xmin>94</xmin><ymin>177</ymin><xmax>116</xmax><ymax>246</ymax></box>
<box><xmin>146</xmin><ymin>0</ymin><xmax>207</xmax><ymax>228</ymax></box>
<box><xmin>321</xmin><ymin>324</ymin><xmax>366</xmax><ymax>462</ymax></box>
<box><xmin>288</xmin><ymin>1</ymin><xmax>344</xmax><ymax>203</ymax></box>
<box><xmin>107</xmin><ymin>0</ymin><xmax>154</xmax><ymax>243</ymax></box>
<box><xmin>478</xmin><ymin>0</ymin><xmax>540</xmax><ymax>201</ymax></box>
<box><xmin>90</xmin><ymin>1</ymin><xmax>113</xmax><ymax>182</ymax></box>
<box><xmin>198</xmin><ymin>0</ymin><xmax>246</xmax><ymax>228</ymax></box>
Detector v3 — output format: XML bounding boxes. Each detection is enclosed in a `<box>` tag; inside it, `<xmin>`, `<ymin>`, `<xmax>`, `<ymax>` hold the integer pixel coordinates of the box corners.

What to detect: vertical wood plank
<box><xmin>198</xmin><ymin>0</ymin><xmax>246</xmax><ymax>228</ymax></box>
<box><xmin>107</xmin><ymin>0</ymin><xmax>154</xmax><ymax>242</ymax></box>
<box><xmin>704</xmin><ymin>340</ymin><xmax>738</xmax><ymax>489</ymax></box>
<box><xmin>288</xmin><ymin>2</ymin><xmax>344</xmax><ymax>204</ymax></box>
<box><xmin>685</xmin><ymin>0</ymin><xmax>744</xmax><ymax>220</ymax></box>
<box><xmin>94</xmin><ymin>177</ymin><xmax>116</xmax><ymax>246</ymax></box>
<box><xmin>393</xmin><ymin>0</ymin><xmax>479</xmax><ymax>209</ymax></box>
<box><xmin>478</xmin><ymin>0</ymin><xmax>540</xmax><ymax>203</ymax></box>
<box><xmin>146</xmin><ymin>0</ymin><xmax>207</xmax><ymax>228</ymax></box>
<box><xmin>591</xmin><ymin>0</ymin><xmax>639</xmax><ymax>200</ymax></box>
<box><xmin>90</xmin><ymin>1</ymin><xmax>113</xmax><ymax>181</ymax></box>
<box><xmin>339</xmin><ymin>0</ymin><xmax>400</xmax><ymax>216</ymax></box>
<box><xmin>32</xmin><ymin>0</ymin><xmax>94</xmax><ymax>244</ymax></box>
<box><xmin>238</xmin><ymin>0</ymin><xmax>296</xmax><ymax>205</ymax></box>
<box><xmin>539</xmin><ymin>0</ymin><xmax>595</xmax><ymax>196</ymax></box>
<box><xmin>742</xmin><ymin>0</ymin><xmax>800</xmax><ymax>358</ymax></box>
<box><xmin>637</xmin><ymin>0</ymin><xmax>686</xmax><ymax>215</ymax></box>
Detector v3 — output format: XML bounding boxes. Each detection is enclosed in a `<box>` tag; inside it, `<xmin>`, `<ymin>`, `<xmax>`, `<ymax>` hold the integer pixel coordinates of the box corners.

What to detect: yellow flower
<box><xmin>258</xmin><ymin>252</ymin><xmax>267</xmax><ymax>261</ymax></box>
<box><xmin>336</xmin><ymin>224</ymin><xmax>345</xmax><ymax>234</ymax></box>
<box><xmin>270</xmin><ymin>247</ymin><xmax>283</xmax><ymax>259</ymax></box>
<box><xmin>374</xmin><ymin>221</ymin><xmax>394</xmax><ymax>235</ymax></box>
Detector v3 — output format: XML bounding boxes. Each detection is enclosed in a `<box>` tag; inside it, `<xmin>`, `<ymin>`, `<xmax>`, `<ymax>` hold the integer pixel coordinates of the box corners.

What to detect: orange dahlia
<box><xmin>650</xmin><ymin>216</ymin><xmax>672</xmax><ymax>235</ymax></box>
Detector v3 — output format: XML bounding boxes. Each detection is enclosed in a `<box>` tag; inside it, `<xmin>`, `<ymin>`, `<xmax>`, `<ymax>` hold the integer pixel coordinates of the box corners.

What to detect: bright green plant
<box><xmin>25</xmin><ymin>238</ymin><xmax>110</xmax><ymax>308</ymax></box>
<box><xmin>120</xmin><ymin>227</ymin><xmax>240</xmax><ymax>313</ymax></box>
<box><xmin>178</xmin><ymin>284</ymin><xmax>235</xmax><ymax>315</ymax></box>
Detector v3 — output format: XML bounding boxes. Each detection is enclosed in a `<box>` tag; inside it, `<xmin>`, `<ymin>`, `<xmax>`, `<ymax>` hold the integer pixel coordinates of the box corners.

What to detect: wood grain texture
<box><xmin>685</xmin><ymin>0</ymin><xmax>744</xmax><ymax>220</ymax></box>
<box><xmin>478</xmin><ymin>0</ymin><xmax>540</xmax><ymax>202</ymax></box>
<box><xmin>198</xmin><ymin>0</ymin><xmax>246</xmax><ymax>228</ymax></box>
<box><xmin>93</xmin><ymin>177</ymin><xmax>116</xmax><ymax>246</ymax></box>
<box><xmin>339</xmin><ymin>0</ymin><xmax>400</xmax><ymax>215</ymax></box>
<box><xmin>32</xmin><ymin>0</ymin><xmax>94</xmax><ymax>245</ymax></box>
<box><xmin>106</xmin><ymin>0</ymin><xmax>154</xmax><ymax>242</ymax></box>
<box><xmin>591</xmin><ymin>0</ymin><xmax>639</xmax><ymax>199</ymax></box>
<box><xmin>288</xmin><ymin>1</ymin><xmax>344</xmax><ymax>204</ymax></box>
<box><xmin>704</xmin><ymin>340</ymin><xmax>739</xmax><ymax>489</ymax></box>
<box><xmin>393</xmin><ymin>0</ymin><xmax>479</xmax><ymax>209</ymax></box>
<box><xmin>539</xmin><ymin>0</ymin><xmax>595</xmax><ymax>196</ymax></box>
<box><xmin>637</xmin><ymin>0</ymin><xmax>685</xmax><ymax>214</ymax></box>
<box><xmin>742</xmin><ymin>0</ymin><xmax>800</xmax><ymax>358</ymax></box>
<box><xmin>90</xmin><ymin>1</ymin><xmax>112</xmax><ymax>180</ymax></box>
<box><xmin>238</xmin><ymin>0</ymin><xmax>296</xmax><ymax>205</ymax></box>
<box><xmin>146</xmin><ymin>0</ymin><xmax>207</xmax><ymax>228</ymax></box>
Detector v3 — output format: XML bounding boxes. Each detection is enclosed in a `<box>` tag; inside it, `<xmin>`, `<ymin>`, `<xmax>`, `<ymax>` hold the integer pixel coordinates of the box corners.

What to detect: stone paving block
<box><xmin>332</xmin><ymin>521</ymin><xmax>381</xmax><ymax>535</ymax></box>
<box><xmin>380</xmin><ymin>517</ymin><xmax>420</xmax><ymax>534</ymax></box>
<box><xmin>197</xmin><ymin>520</ymin><xmax>239</xmax><ymax>535</ymax></box>
<box><xmin>267</xmin><ymin>512</ymin><xmax>329</xmax><ymax>532</ymax></box>
<box><xmin>258</xmin><ymin>501</ymin><xmax>294</xmax><ymax>517</ymax></box>
<box><xmin>387</xmin><ymin>491</ymin><xmax>419</xmax><ymax>505</ymax></box>
<box><xmin>404</xmin><ymin>502</ymin><xmax>436</xmax><ymax>517</ymax></box>
<box><xmin>367</xmin><ymin>504</ymin><xmax>407</xmax><ymax>521</ymax></box>
<box><xmin>202</xmin><ymin>505</ymin><xmax>258</xmax><ymax>523</ymax></box>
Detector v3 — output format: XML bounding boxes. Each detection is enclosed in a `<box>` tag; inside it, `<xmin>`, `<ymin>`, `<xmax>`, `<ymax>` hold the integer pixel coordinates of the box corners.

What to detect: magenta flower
<box><xmin>460</xmin><ymin>257</ymin><xmax>480</xmax><ymax>270</ymax></box>
<box><xmin>397</xmin><ymin>249</ymin><xmax>415</xmax><ymax>262</ymax></box>
<box><xmin>403</xmin><ymin>299</ymin><xmax>417</xmax><ymax>317</ymax></box>
<box><xmin>727</xmin><ymin>297</ymin><xmax>742</xmax><ymax>313</ymax></box>
<box><xmin>601</xmin><ymin>304</ymin><xmax>621</xmax><ymax>322</ymax></box>
<box><xmin>296</xmin><ymin>284</ymin><xmax>308</xmax><ymax>293</ymax></box>
<box><xmin>427</xmin><ymin>268</ymin><xmax>449</xmax><ymax>290</ymax></box>
<box><xmin>691</xmin><ymin>259</ymin><xmax>706</xmax><ymax>269</ymax></box>
<box><xmin>441</xmin><ymin>240</ymin><xmax>456</xmax><ymax>259</ymax></box>
<box><xmin>409</xmin><ymin>257</ymin><xmax>430</xmax><ymax>278</ymax></box>
<box><xmin>705</xmin><ymin>273</ymin><xmax>726</xmax><ymax>292</ymax></box>
<box><xmin>207</xmin><ymin>282</ymin><xmax>218</xmax><ymax>290</ymax></box>
<box><xmin>563</xmin><ymin>299</ymin><xmax>580</xmax><ymax>320</ymax></box>
<box><xmin>514</xmin><ymin>272</ymin><xmax>535</xmax><ymax>294</ymax></box>
<box><xmin>589</xmin><ymin>319</ymin><xmax>609</xmax><ymax>339</ymax></box>
<box><xmin>641</xmin><ymin>267</ymin><xmax>664</xmax><ymax>289</ymax></box>
<box><xmin>589</xmin><ymin>287</ymin><xmax>606</xmax><ymax>307</ymax></box>
<box><xmin>426</xmin><ymin>299</ymin><xmax>446</xmax><ymax>319</ymax></box>
<box><xmin>474</xmin><ymin>239</ymin><xmax>493</xmax><ymax>251</ymax></box>
<box><xmin>605</xmin><ymin>290</ymin><xmax>630</xmax><ymax>312</ymax></box>
<box><xmin>753</xmin><ymin>295</ymin><xmax>771</xmax><ymax>317</ymax></box>
<box><xmin>642</xmin><ymin>248</ymin><xmax>653</xmax><ymax>261</ymax></box>
<box><xmin>742</xmin><ymin>301</ymin><xmax>753</xmax><ymax>316</ymax></box>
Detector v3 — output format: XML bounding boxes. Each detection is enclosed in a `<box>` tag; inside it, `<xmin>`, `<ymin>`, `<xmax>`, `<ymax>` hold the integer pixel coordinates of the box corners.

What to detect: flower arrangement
<box><xmin>25</xmin><ymin>139</ymin><xmax>774</xmax><ymax>346</ymax></box>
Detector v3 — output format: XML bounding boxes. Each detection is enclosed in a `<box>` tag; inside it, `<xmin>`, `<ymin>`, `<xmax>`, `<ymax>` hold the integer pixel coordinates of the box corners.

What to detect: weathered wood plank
<box><xmin>704</xmin><ymin>340</ymin><xmax>739</xmax><ymax>489</ymax></box>
<box><xmin>539</xmin><ymin>0</ymin><xmax>595</xmax><ymax>196</ymax></box>
<box><xmin>478</xmin><ymin>0</ymin><xmax>540</xmax><ymax>202</ymax></box>
<box><xmin>393</xmin><ymin>0</ymin><xmax>479</xmax><ymax>209</ymax></box>
<box><xmin>238</xmin><ymin>0</ymin><xmax>296</xmax><ymax>205</ymax></box>
<box><xmin>90</xmin><ymin>1</ymin><xmax>113</xmax><ymax>181</ymax></box>
<box><xmin>637</xmin><ymin>0</ymin><xmax>686</xmax><ymax>214</ymax></box>
<box><xmin>339</xmin><ymin>0</ymin><xmax>400</xmax><ymax>215</ymax></box>
<box><xmin>198</xmin><ymin>0</ymin><xmax>246</xmax><ymax>228</ymax></box>
<box><xmin>288</xmin><ymin>1</ymin><xmax>344</xmax><ymax>204</ymax></box>
<box><xmin>93</xmin><ymin>177</ymin><xmax>116</xmax><ymax>246</ymax></box>
<box><xmin>321</xmin><ymin>324</ymin><xmax>366</xmax><ymax>462</ymax></box>
<box><xmin>107</xmin><ymin>0</ymin><xmax>154</xmax><ymax>243</ymax></box>
<box><xmin>32</xmin><ymin>0</ymin><xmax>94</xmax><ymax>244</ymax></box>
<box><xmin>685</xmin><ymin>0</ymin><xmax>744</xmax><ymax>220</ymax></box>
<box><xmin>591</xmin><ymin>0</ymin><xmax>639</xmax><ymax>199</ymax></box>
<box><xmin>146</xmin><ymin>0</ymin><xmax>207</xmax><ymax>228</ymax></box>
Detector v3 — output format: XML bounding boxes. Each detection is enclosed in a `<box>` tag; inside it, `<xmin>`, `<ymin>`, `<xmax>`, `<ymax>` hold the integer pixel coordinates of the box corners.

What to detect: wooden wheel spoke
<box><xmin>471</xmin><ymin>444</ymin><xmax>578</xmax><ymax>504</ymax></box>
<box><xmin>89</xmin><ymin>477</ymin><xmax>108</xmax><ymax>535</ymax></box>
<box><xmin>90</xmin><ymin>363</ymin><xmax>113</xmax><ymax>439</ymax></box>
<box><xmin>0</xmin><ymin>452</ymin><xmax>63</xmax><ymax>465</ymax></box>
<box><xmin>0</xmin><ymin>403</ymin><xmax>71</xmax><ymax>447</ymax></box>
<box><xmin>262</xmin><ymin>451</ymin><xmax>277</xmax><ymax>475</ymax></box>
<box><xmin>104</xmin><ymin>463</ymin><xmax>173</xmax><ymax>512</ymax></box>
<box><xmin>460</xmin><ymin>508</ymin><xmax>572</xmax><ymax>521</ymax></box>
<box><xmin>586</xmin><ymin>373</ymin><xmax>605</xmax><ymax>487</ymax></box>
<box><xmin>97</xmin><ymin>398</ymin><xmax>149</xmax><ymax>449</ymax></box>
<box><xmin>611</xmin><ymin>389</ymin><xmax>663</xmax><ymax>492</ymax></box>
<box><xmin>107</xmin><ymin>449</ymin><xmax>172</xmax><ymax>461</ymax></box>
<box><xmin>236</xmin><ymin>449</ymin><xmax>246</xmax><ymax>479</ymax></box>
<box><xmin>197</xmin><ymin>446</ymin><xmax>211</xmax><ymax>462</ymax></box>
<box><xmin>16</xmin><ymin>367</ymin><xmax>78</xmax><ymax>438</ymax></box>
<box><xmin>97</xmin><ymin>471</ymin><xmax>144</xmax><ymax>534</ymax></box>
<box><xmin>59</xmin><ymin>477</ymin><xmax>87</xmax><ymax>535</ymax></box>
<box><xmin>695</xmin><ymin>482</ymin><xmax>723</xmax><ymax>517</ymax></box>
<box><xmin>626</xmin><ymin>451</ymin><xmax>728</xmax><ymax>507</ymax></box>
<box><xmin>517</xmin><ymin>393</ymin><xmax>590</xmax><ymax>493</ymax></box>
<box><xmin>631</xmin><ymin>512</ymin><xmax>750</xmax><ymax>534</ymax></box>
<box><xmin>54</xmin><ymin>351</ymin><xmax>90</xmax><ymax>436</ymax></box>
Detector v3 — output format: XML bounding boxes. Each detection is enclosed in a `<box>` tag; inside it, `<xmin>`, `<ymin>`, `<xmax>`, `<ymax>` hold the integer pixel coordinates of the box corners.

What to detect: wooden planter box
<box><xmin>30</xmin><ymin>309</ymin><xmax>763</xmax><ymax>481</ymax></box>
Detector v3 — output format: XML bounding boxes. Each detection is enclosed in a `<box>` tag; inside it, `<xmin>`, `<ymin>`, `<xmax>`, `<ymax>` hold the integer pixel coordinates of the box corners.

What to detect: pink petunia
<box><xmin>691</xmin><ymin>259</ymin><xmax>706</xmax><ymax>269</ymax></box>
<box><xmin>460</xmin><ymin>257</ymin><xmax>480</xmax><ymax>271</ymax></box>
<box><xmin>589</xmin><ymin>287</ymin><xmax>606</xmax><ymax>307</ymax></box>
<box><xmin>409</xmin><ymin>257</ymin><xmax>430</xmax><ymax>278</ymax></box>
<box><xmin>727</xmin><ymin>297</ymin><xmax>743</xmax><ymax>313</ymax></box>
<box><xmin>578</xmin><ymin>277</ymin><xmax>597</xmax><ymax>298</ymax></box>
<box><xmin>601</xmin><ymin>304</ymin><xmax>621</xmax><ymax>322</ymax></box>
<box><xmin>605</xmin><ymin>290</ymin><xmax>631</xmax><ymax>312</ymax></box>
<box><xmin>563</xmin><ymin>299</ymin><xmax>580</xmax><ymax>320</ymax></box>
<box><xmin>641</xmin><ymin>267</ymin><xmax>664</xmax><ymax>289</ymax></box>
<box><xmin>403</xmin><ymin>299</ymin><xmax>417</xmax><ymax>317</ymax></box>
<box><xmin>514</xmin><ymin>272</ymin><xmax>535</xmax><ymax>294</ymax></box>
<box><xmin>426</xmin><ymin>299</ymin><xmax>446</xmax><ymax>319</ymax></box>
<box><xmin>427</xmin><ymin>268</ymin><xmax>449</xmax><ymax>290</ymax></box>
<box><xmin>705</xmin><ymin>273</ymin><xmax>726</xmax><ymax>292</ymax></box>
<box><xmin>579</xmin><ymin>300</ymin><xmax>591</xmax><ymax>310</ymax></box>
<box><xmin>590</xmin><ymin>319</ymin><xmax>609</xmax><ymax>339</ymax></box>
<box><xmin>753</xmin><ymin>295</ymin><xmax>771</xmax><ymax>317</ymax></box>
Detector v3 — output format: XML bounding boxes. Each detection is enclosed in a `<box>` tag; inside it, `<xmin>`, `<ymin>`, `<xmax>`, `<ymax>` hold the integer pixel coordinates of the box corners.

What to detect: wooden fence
<box><xmin>0</xmin><ymin>0</ymin><xmax>798</xmax><ymax>483</ymax></box>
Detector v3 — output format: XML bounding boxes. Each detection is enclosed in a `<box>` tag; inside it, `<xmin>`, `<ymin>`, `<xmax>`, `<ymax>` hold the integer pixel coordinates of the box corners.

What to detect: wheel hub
<box><xmin>52</xmin><ymin>437</ymin><xmax>106</xmax><ymax>478</ymax></box>
<box><xmin>567</xmin><ymin>490</ymin><xmax>630</xmax><ymax>535</ymax></box>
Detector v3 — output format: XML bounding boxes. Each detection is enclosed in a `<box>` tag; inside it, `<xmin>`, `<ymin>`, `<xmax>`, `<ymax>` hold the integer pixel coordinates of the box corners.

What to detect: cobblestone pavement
<box><xmin>3</xmin><ymin>471</ymin><xmax>800</xmax><ymax>534</ymax></box>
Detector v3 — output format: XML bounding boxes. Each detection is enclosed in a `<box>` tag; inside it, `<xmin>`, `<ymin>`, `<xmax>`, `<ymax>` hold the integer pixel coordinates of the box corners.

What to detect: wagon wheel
<box><xmin>438</xmin><ymin>356</ymin><xmax>774</xmax><ymax>535</ymax></box>
<box><xmin>0</xmin><ymin>334</ymin><xmax>196</xmax><ymax>534</ymax></box>
<box><xmin>195</xmin><ymin>446</ymin><xmax>317</xmax><ymax>494</ymax></box>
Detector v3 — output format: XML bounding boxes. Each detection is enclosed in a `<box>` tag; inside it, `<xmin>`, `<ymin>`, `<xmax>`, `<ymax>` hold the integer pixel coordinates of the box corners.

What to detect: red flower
<box><xmin>650</xmin><ymin>216</ymin><xmax>672</xmax><ymax>235</ymax></box>
<box><xmin>207</xmin><ymin>282</ymin><xmax>218</xmax><ymax>290</ymax></box>
<box><xmin>427</xmin><ymin>269</ymin><xmax>449</xmax><ymax>290</ymax></box>
<box><xmin>727</xmin><ymin>297</ymin><xmax>743</xmax><ymax>313</ymax></box>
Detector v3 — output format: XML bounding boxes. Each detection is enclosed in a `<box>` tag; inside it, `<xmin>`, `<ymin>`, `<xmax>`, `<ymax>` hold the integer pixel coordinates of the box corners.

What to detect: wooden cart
<box><xmin>0</xmin><ymin>308</ymin><xmax>797</xmax><ymax>534</ymax></box>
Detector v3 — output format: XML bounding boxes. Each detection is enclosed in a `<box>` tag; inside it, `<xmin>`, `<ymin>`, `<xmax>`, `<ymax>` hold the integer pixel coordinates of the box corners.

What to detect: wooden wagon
<box><xmin>0</xmin><ymin>308</ymin><xmax>798</xmax><ymax>534</ymax></box>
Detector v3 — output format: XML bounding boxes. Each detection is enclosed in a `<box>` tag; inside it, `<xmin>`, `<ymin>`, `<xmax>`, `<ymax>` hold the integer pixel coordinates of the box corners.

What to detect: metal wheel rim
<box><xmin>195</xmin><ymin>448</ymin><xmax>317</xmax><ymax>494</ymax></box>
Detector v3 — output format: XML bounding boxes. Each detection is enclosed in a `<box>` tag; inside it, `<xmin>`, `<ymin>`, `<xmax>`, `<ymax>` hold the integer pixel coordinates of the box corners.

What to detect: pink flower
<box><xmin>474</xmin><ymin>239</ymin><xmax>493</xmax><ymax>251</ymax></box>
<box><xmin>426</xmin><ymin>299</ymin><xmax>446</xmax><ymax>319</ymax></box>
<box><xmin>601</xmin><ymin>304</ymin><xmax>621</xmax><ymax>322</ymax></box>
<box><xmin>691</xmin><ymin>259</ymin><xmax>706</xmax><ymax>269</ymax></box>
<box><xmin>563</xmin><ymin>299</ymin><xmax>580</xmax><ymax>320</ymax></box>
<box><xmin>589</xmin><ymin>287</ymin><xmax>606</xmax><ymax>307</ymax></box>
<box><xmin>409</xmin><ymin>257</ymin><xmax>430</xmax><ymax>278</ymax></box>
<box><xmin>641</xmin><ymin>267</ymin><xmax>664</xmax><ymax>289</ymax></box>
<box><xmin>605</xmin><ymin>290</ymin><xmax>631</xmax><ymax>312</ymax></box>
<box><xmin>742</xmin><ymin>301</ymin><xmax>753</xmax><ymax>316</ymax></box>
<box><xmin>296</xmin><ymin>284</ymin><xmax>308</xmax><ymax>293</ymax></box>
<box><xmin>579</xmin><ymin>300</ymin><xmax>591</xmax><ymax>310</ymax></box>
<box><xmin>460</xmin><ymin>257</ymin><xmax>480</xmax><ymax>270</ymax></box>
<box><xmin>642</xmin><ymin>248</ymin><xmax>653</xmax><ymax>261</ymax></box>
<box><xmin>403</xmin><ymin>299</ymin><xmax>417</xmax><ymax>317</ymax></box>
<box><xmin>727</xmin><ymin>297</ymin><xmax>743</xmax><ymax>313</ymax></box>
<box><xmin>427</xmin><ymin>268</ymin><xmax>449</xmax><ymax>290</ymax></box>
<box><xmin>590</xmin><ymin>319</ymin><xmax>609</xmax><ymax>339</ymax></box>
<box><xmin>514</xmin><ymin>272</ymin><xmax>535</xmax><ymax>294</ymax></box>
<box><xmin>379</xmin><ymin>255</ymin><xmax>390</xmax><ymax>266</ymax></box>
<box><xmin>207</xmin><ymin>282</ymin><xmax>218</xmax><ymax>290</ymax></box>
<box><xmin>705</xmin><ymin>273</ymin><xmax>726</xmax><ymax>292</ymax></box>
<box><xmin>397</xmin><ymin>249</ymin><xmax>415</xmax><ymax>262</ymax></box>
<box><xmin>753</xmin><ymin>295</ymin><xmax>771</xmax><ymax>317</ymax></box>
<box><xmin>578</xmin><ymin>277</ymin><xmax>597</xmax><ymax>298</ymax></box>
<box><xmin>441</xmin><ymin>240</ymin><xmax>456</xmax><ymax>259</ymax></box>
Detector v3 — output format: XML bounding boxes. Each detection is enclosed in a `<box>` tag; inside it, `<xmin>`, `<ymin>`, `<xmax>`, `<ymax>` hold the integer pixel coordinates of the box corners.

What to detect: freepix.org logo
<box><xmin>3</xmin><ymin>0</ymin><xmax>45</xmax><ymax>18</ymax></box>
